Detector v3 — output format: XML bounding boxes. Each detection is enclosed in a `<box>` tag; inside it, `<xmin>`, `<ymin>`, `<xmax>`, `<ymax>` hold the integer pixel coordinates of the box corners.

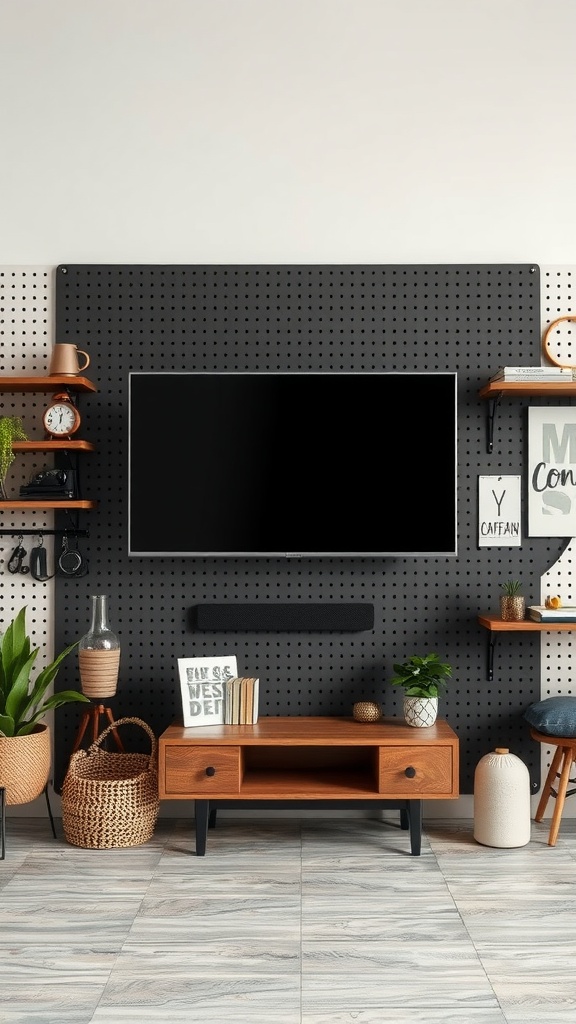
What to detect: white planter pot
<box><xmin>403</xmin><ymin>696</ymin><xmax>438</xmax><ymax>728</ymax></box>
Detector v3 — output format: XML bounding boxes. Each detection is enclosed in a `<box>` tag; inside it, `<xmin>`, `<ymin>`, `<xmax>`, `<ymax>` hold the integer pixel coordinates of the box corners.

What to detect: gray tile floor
<box><xmin>1</xmin><ymin>813</ymin><xmax>575</xmax><ymax>1023</ymax></box>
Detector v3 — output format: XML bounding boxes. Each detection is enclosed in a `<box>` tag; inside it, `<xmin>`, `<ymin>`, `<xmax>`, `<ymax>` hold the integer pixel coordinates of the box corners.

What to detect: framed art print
<box><xmin>478</xmin><ymin>475</ymin><xmax>521</xmax><ymax>547</ymax></box>
<box><xmin>178</xmin><ymin>654</ymin><xmax>238</xmax><ymax>727</ymax></box>
<box><xmin>528</xmin><ymin>407</ymin><xmax>576</xmax><ymax>537</ymax></box>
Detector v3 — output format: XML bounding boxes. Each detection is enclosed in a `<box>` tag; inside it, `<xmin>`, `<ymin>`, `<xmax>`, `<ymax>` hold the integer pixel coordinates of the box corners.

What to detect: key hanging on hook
<box><xmin>57</xmin><ymin>534</ymin><xmax>84</xmax><ymax>576</ymax></box>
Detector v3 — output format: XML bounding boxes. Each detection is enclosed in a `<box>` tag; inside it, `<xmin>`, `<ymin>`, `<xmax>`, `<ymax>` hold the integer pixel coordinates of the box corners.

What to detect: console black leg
<box><xmin>209</xmin><ymin>807</ymin><xmax>217</xmax><ymax>828</ymax></box>
<box><xmin>400</xmin><ymin>806</ymin><xmax>409</xmax><ymax>830</ymax></box>
<box><xmin>195</xmin><ymin>800</ymin><xmax>210</xmax><ymax>856</ymax></box>
<box><xmin>406</xmin><ymin>800</ymin><xmax>422</xmax><ymax>855</ymax></box>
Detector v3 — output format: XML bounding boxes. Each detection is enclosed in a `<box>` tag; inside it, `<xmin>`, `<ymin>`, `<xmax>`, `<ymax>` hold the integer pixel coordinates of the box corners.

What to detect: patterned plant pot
<box><xmin>500</xmin><ymin>596</ymin><xmax>525</xmax><ymax>621</ymax></box>
<box><xmin>0</xmin><ymin>723</ymin><xmax>51</xmax><ymax>805</ymax></box>
<box><xmin>403</xmin><ymin>696</ymin><xmax>438</xmax><ymax>728</ymax></box>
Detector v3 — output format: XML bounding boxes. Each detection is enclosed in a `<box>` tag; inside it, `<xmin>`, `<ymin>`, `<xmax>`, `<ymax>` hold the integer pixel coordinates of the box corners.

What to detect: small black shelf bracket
<box><xmin>486</xmin><ymin>633</ymin><xmax>497</xmax><ymax>681</ymax></box>
<box><xmin>486</xmin><ymin>393</ymin><xmax>502</xmax><ymax>454</ymax></box>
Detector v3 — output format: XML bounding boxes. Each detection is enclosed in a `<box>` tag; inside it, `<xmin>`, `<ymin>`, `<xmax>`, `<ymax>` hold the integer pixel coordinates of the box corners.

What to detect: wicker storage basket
<box><xmin>61</xmin><ymin>716</ymin><xmax>159</xmax><ymax>849</ymax></box>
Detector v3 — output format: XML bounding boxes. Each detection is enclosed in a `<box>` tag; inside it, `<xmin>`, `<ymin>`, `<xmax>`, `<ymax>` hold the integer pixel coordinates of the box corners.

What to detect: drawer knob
<box><xmin>404</xmin><ymin>766</ymin><xmax>416</xmax><ymax>778</ymax></box>
<box><xmin>205</xmin><ymin>766</ymin><xmax>216</xmax><ymax>777</ymax></box>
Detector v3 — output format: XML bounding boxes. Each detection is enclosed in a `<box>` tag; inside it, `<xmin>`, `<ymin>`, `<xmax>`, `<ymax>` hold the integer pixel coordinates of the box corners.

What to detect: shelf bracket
<box><xmin>486</xmin><ymin>633</ymin><xmax>497</xmax><ymax>682</ymax></box>
<box><xmin>486</xmin><ymin>393</ymin><xmax>502</xmax><ymax>454</ymax></box>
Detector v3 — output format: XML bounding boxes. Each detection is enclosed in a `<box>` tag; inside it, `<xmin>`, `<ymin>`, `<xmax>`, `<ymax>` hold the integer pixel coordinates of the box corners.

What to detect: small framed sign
<box><xmin>178</xmin><ymin>654</ymin><xmax>238</xmax><ymax>727</ymax></box>
<box><xmin>478</xmin><ymin>475</ymin><xmax>521</xmax><ymax>547</ymax></box>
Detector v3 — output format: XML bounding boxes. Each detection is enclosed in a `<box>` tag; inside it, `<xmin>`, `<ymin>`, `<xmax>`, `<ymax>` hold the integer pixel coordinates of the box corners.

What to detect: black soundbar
<box><xmin>189</xmin><ymin>603</ymin><xmax>374</xmax><ymax>633</ymax></box>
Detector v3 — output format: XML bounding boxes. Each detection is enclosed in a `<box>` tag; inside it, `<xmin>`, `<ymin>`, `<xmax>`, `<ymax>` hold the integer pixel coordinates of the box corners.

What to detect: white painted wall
<box><xmin>0</xmin><ymin>0</ymin><xmax>575</xmax><ymax>264</ymax></box>
<box><xmin>3</xmin><ymin>0</ymin><xmax>576</xmax><ymax>827</ymax></box>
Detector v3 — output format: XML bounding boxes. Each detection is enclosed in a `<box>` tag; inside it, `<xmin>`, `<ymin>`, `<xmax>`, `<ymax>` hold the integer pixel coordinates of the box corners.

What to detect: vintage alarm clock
<box><xmin>43</xmin><ymin>392</ymin><xmax>82</xmax><ymax>438</ymax></box>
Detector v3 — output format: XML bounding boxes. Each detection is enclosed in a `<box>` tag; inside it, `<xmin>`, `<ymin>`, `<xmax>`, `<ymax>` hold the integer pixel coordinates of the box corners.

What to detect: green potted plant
<box><xmin>0</xmin><ymin>606</ymin><xmax>90</xmax><ymax>805</ymax></box>
<box><xmin>499</xmin><ymin>580</ymin><xmax>525</xmax><ymax>621</ymax></box>
<box><xmin>0</xmin><ymin>415</ymin><xmax>28</xmax><ymax>499</ymax></box>
<box><xmin>389</xmin><ymin>652</ymin><xmax>452</xmax><ymax>727</ymax></box>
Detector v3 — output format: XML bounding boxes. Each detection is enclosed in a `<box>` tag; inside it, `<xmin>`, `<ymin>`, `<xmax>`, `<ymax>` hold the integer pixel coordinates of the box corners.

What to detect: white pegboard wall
<box><xmin>537</xmin><ymin>265</ymin><xmax>576</xmax><ymax>813</ymax></box>
<box><xmin>542</xmin><ymin>267</ymin><xmax>576</xmax><ymax>369</ymax></box>
<box><xmin>0</xmin><ymin>266</ymin><xmax>56</xmax><ymax>695</ymax></box>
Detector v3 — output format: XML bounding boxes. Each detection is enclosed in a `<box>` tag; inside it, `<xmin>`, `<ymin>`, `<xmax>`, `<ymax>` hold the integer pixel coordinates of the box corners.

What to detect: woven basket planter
<box><xmin>61</xmin><ymin>716</ymin><xmax>159</xmax><ymax>849</ymax></box>
<box><xmin>0</xmin><ymin>723</ymin><xmax>51</xmax><ymax>805</ymax></box>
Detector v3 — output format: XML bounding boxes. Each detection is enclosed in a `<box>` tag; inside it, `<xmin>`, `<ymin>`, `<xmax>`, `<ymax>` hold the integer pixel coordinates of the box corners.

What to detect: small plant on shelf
<box><xmin>0</xmin><ymin>415</ymin><xmax>27</xmax><ymax>500</ymax></box>
<box><xmin>499</xmin><ymin>580</ymin><xmax>525</xmax><ymax>622</ymax></box>
<box><xmin>499</xmin><ymin>580</ymin><xmax>522</xmax><ymax>597</ymax></box>
<box><xmin>390</xmin><ymin>652</ymin><xmax>452</xmax><ymax>698</ymax></box>
<box><xmin>389</xmin><ymin>652</ymin><xmax>452</xmax><ymax>728</ymax></box>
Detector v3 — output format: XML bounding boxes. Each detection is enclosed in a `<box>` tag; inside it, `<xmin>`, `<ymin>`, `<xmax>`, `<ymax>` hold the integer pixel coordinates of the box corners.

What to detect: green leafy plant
<box><xmin>0</xmin><ymin>606</ymin><xmax>90</xmax><ymax>736</ymax></box>
<box><xmin>500</xmin><ymin>580</ymin><xmax>522</xmax><ymax>596</ymax></box>
<box><xmin>389</xmin><ymin>652</ymin><xmax>452</xmax><ymax>698</ymax></box>
<box><xmin>0</xmin><ymin>415</ymin><xmax>28</xmax><ymax>499</ymax></box>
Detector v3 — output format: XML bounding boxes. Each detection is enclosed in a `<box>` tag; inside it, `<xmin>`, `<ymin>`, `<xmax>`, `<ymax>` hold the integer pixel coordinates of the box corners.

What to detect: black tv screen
<box><xmin>128</xmin><ymin>371</ymin><xmax>458</xmax><ymax>557</ymax></box>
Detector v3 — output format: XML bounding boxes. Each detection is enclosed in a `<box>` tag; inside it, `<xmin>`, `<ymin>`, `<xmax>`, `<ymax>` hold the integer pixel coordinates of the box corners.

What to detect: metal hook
<box><xmin>7</xmin><ymin>539</ymin><xmax>29</xmax><ymax>575</ymax></box>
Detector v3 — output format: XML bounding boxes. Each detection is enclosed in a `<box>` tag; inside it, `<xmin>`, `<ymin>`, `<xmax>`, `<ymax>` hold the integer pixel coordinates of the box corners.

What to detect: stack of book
<box><xmin>527</xmin><ymin>605</ymin><xmax>576</xmax><ymax>623</ymax></box>
<box><xmin>224</xmin><ymin>677</ymin><xmax>259</xmax><ymax>724</ymax></box>
<box><xmin>489</xmin><ymin>366</ymin><xmax>576</xmax><ymax>382</ymax></box>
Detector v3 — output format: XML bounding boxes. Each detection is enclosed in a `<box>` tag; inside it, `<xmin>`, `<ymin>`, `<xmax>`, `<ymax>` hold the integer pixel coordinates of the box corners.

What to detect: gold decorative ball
<box><xmin>353</xmin><ymin>701</ymin><xmax>382</xmax><ymax>723</ymax></box>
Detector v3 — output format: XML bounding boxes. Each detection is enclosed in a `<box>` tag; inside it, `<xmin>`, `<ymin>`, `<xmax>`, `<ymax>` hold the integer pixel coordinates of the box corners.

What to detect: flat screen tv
<box><xmin>128</xmin><ymin>371</ymin><xmax>458</xmax><ymax>557</ymax></box>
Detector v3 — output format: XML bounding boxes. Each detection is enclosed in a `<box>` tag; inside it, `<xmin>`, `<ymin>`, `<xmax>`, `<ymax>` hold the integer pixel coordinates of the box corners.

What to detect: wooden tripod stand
<box><xmin>71</xmin><ymin>703</ymin><xmax>125</xmax><ymax>753</ymax></box>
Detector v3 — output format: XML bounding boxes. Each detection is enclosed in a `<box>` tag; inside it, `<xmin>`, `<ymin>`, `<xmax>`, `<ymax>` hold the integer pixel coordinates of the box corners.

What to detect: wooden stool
<box><xmin>530</xmin><ymin>728</ymin><xmax>576</xmax><ymax>846</ymax></box>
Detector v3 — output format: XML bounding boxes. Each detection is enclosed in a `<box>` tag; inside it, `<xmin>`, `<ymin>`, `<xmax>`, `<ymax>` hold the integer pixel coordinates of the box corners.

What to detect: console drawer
<box><xmin>378</xmin><ymin>745</ymin><xmax>453</xmax><ymax>795</ymax></box>
<box><xmin>162</xmin><ymin>745</ymin><xmax>242</xmax><ymax>795</ymax></box>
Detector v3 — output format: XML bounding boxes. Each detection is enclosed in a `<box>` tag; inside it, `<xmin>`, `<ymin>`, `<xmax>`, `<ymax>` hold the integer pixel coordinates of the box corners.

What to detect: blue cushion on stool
<box><xmin>524</xmin><ymin>696</ymin><xmax>576</xmax><ymax>737</ymax></box>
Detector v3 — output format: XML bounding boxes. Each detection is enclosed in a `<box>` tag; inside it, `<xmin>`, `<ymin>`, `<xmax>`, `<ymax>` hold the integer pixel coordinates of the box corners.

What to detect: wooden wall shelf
<box><xmin>478</xmin><ymin>613</ymin><xmax>576</xmax><ymax>681</ymax></box>
<box><xmin>0</xmin><ymin>500</ymin><xmax>97</xmax><ymax>510</ymax></box>
<box><xmin>0</xmin><ymin>375</ymin><xmax>98</xmax><ymax>517</ymax></box>
<box><xmin>478</xmin><ymin>380</ymin><xmax>576</xmax><ymax>452</ymax></box>
<box><xmin>0</xmin><ymin>375</ymin><xmax>97</xmax><ymax>393</ymax></box>
<box><xmin>478</xmin><ymin>613</ymin><xmax>576</xmax><ymax>632</ymax></box>
<box><xmin>479</xmin><ymin>381</ymin><xmax>576</xmax><ymax>399</ymax></box>
<box><xmin>12</xmin><ymin>440</ymin><xmax>95</xmax><ymax>453</ymax></box>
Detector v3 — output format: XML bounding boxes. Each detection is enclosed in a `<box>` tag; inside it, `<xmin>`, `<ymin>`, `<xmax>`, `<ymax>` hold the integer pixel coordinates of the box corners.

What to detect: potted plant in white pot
<box><xmin>389</xmin><ymin>652</ymin><xmax>452</xmax><ymax>728</ymax></box>
<box><xmin>0</xmin><ymin>606</ymin><xmax>90</xmax><ymax>805</ymax></box>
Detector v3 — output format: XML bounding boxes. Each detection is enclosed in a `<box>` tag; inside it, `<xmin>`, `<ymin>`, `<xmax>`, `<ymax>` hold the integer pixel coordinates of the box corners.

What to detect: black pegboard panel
<box><xmin>53</xmin><ymin>263</ymin><xmax>562</xmax><ymax>795</ymax></box>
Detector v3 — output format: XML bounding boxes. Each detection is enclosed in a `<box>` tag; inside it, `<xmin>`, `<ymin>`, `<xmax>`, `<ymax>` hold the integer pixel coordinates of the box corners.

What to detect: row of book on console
<box><xmin>224</xmin><ymin>676</ymin><xmax>259</xmax><ymax>724</ymax></box>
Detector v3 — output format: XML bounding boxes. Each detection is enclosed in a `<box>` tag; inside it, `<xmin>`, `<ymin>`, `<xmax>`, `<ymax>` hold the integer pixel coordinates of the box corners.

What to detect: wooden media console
<box><xmin>158</xmin><ymin>716</ymin><xmax>459</xmax><ymax>856</ymax></box>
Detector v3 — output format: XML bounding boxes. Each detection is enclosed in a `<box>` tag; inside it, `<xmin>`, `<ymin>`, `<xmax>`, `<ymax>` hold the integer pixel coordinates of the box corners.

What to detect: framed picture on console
<box><xmin>178</xmin><ymin>654</ymin><xmax>238</xmax><ymax>727</ymax></box>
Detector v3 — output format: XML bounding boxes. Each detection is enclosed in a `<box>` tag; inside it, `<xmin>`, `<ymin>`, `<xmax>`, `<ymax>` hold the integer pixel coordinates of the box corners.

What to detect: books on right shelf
<box><xmin>490</xmin><ymin>366</ymin><xmax>576</xmax><ymax>382</ymax></box>
<box><xmin>527</xmin><ymin>605</ymin><xmax>576</xmax><ymax>622</ymax></box>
